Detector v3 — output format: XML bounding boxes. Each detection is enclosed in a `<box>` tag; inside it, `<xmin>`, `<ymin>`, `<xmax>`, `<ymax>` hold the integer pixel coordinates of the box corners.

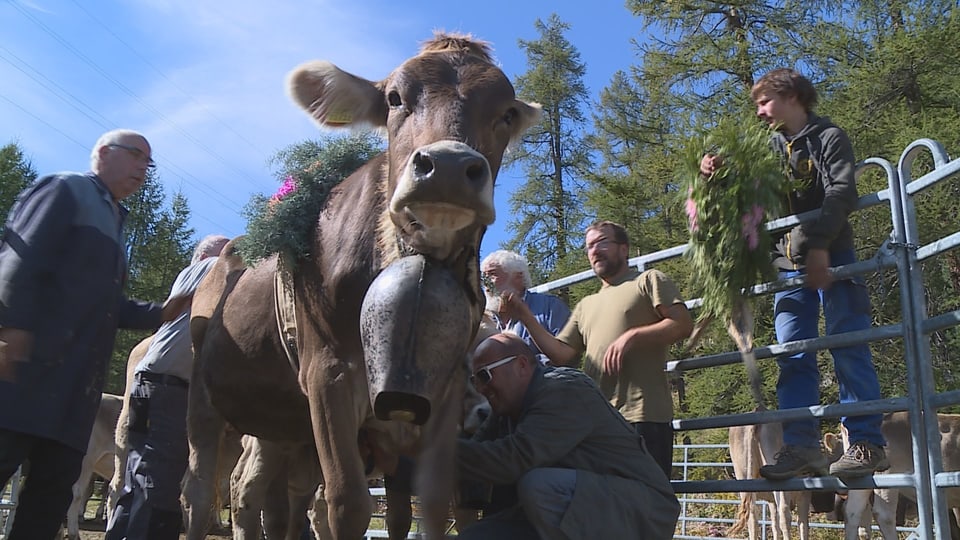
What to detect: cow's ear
<box><xmin>507</xmin><ymin>100</ymin><xmax>542</xmax><ymax>147</ymax></box>
<box><xmin>286</xmin><ymin>61</ymin><xmax>388</xmax><ymax>129</ymax></box>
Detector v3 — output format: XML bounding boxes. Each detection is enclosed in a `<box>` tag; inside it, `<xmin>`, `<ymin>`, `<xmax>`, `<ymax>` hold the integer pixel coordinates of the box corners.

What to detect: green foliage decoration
<box><xmin>236</xmin><ymin>134</ymin><xmax>381</xmax><ymax>267</ymax></box>
<box><xmin>681</xmin><ymin>115</ymin><xmax>787</xmax><ymax>323</ymax></box>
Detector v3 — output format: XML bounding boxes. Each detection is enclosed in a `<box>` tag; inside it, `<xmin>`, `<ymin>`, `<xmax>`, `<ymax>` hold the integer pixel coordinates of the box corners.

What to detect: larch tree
<box><xmin>0</xmin><ymin>141</ymin><xmax>38</xmax><ymax>231</ymax></box>
<box><xmin>506</xmin><ymin>14</ymin><xmax>592</xmax><ymax>283</ymax></box>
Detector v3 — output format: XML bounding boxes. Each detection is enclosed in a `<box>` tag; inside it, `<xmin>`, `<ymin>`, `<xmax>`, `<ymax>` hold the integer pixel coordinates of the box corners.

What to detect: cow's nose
<box><xmin>412</xmin><ymin>148</ymin><xmax>490</xmax><ymax>189</ymax></box>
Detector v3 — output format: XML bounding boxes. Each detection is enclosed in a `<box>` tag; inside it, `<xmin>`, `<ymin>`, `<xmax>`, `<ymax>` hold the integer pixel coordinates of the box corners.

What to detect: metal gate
<box><xmin>528</xmin><ymin>138</ymin><xmax>960</xmax><ymax>538</ymax></box>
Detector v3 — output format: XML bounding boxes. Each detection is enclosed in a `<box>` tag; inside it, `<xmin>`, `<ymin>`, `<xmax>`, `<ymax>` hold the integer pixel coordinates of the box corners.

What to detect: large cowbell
<box><xmin>360</xmin><ymin>254</ymin><xmax>473</xmax><ymax>425</ymax></box>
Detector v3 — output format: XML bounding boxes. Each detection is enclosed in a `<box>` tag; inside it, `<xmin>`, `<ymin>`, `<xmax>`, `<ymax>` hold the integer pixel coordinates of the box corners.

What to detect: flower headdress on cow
<box><xmin>680</xmin><ymin>113</ymin><xmax>788</xmax><ymax>406</ymax></box>
<box><xmin>237</xmin><ymin>134</ymin><xmax>382</xmax><ymax>268</ymax></box>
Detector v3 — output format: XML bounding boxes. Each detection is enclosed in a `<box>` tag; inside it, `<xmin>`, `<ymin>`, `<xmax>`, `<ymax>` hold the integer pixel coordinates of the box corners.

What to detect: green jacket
<box><xmin>457</xmin><ymin>365</ymin><xmax>680</xmax><ymax>539</ymax></box>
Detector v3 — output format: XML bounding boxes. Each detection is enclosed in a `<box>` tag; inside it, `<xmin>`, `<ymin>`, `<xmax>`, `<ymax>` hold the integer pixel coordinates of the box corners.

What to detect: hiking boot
<box><xmin>829</xmin><ymin>441</ymin><xmax>890</xmax><ymax>478</ymax></box>
<box><xmin>759</xmin><ymin>445</ymin><xmax>829</xmax><ymax>480</ymax></box>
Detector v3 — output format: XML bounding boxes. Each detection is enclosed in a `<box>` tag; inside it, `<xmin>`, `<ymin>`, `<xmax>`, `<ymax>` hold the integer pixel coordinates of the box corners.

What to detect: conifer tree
<box><xmin>506</xmin><ymin>14</ymin><xmax>592</xmax><ymax>282</ymax></box>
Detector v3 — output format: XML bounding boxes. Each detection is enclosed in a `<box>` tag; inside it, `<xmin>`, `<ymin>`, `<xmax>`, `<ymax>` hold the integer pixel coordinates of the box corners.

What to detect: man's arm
<box><xmin>0</xmin><ymin>177</ymin><xmax>73</xmax><ymax>380</ymax></box>
<box><xmin>457</xmin><ymin>380</ymin><xmax>595</xmax><ymax>485</ymax></box>
<box><xmin>804</xmin><ymin>127</ymin><xmax>857</xmax><ymax>291</ymax></box>
<box><xmin>505</xmin><ymin>292</ymin><xmax>578</xmax><ymax>366</ymax></box>
<box><xmin>601</xmin><ymin>302</ymin><xmax>693</xmax><ymax>375</ymax></box>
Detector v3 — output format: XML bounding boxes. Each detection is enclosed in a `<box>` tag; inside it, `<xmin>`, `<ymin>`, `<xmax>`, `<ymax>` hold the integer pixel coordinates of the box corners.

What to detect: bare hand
<box><xmin>0</xmin><ymin>328</ymin><xmax>34</xmax><ymax>383</ymax></box>
<box><xmin>804</xmin><ymin>248</ymin><xmax>833</xmax><ymax>290</ymax></box>
<box><xmin>602</xmin><ymin>333</ymin><xmax>634</xmax><ymax>376</ymax></box>
<box><xmin>700</xmin><ymin>154</ymin><xmax>724</xmax><ymax>176</ymax></box>
<box><xmin>161</xmin><ymin>294</ymin><xmax>193</xmax><ymax>322</ymax></box>
<box><xmin>501</xmin><ymin>292</ymin><xmax>533</xmax><ymax>323</ymax></box>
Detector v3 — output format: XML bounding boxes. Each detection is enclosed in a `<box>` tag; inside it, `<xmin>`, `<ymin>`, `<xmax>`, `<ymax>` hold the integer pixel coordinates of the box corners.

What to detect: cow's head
<box><xmin>287</xmin><ymin>34</ymin><xmax>539</xmax><ymax>424</ymax></box>
<box><xmin>287</xmin><ymin>32</ymin><xmax>541</xmax><ymax>262</ymax></box>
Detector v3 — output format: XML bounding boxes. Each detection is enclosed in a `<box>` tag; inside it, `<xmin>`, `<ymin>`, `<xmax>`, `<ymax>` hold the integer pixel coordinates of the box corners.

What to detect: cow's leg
<box><xmin>306</xmin><ymin>358</ymin><xmax>372</xmax><ymax>540</ymax></box>
<box><xmin>385</xmin><ymin>483</ymin><xmax>414</xmax><ymax>540</ymax></box>
<box><xmin>872</xmin><ymin>488</ymin><xmax>898</xmax><ymax>540</ymax></box>
<box><xmin>284</xmin><ymin>485</ymin><xmax>316</xmax><ymax>540</ymax></box>
<box><xmin>182</xmin><ymin>372</ymin><xmax>228</xmax><ymax>540</ymax></box>
<box><xmin>843</xmin><ymin>490</ymin><xmax>872</xmax><ymax>540</ymax></box>
<box><xmin>796</xmin><ymin>491</ymin><xmax>811</xmax><ymax>540</ymax></box>
<box><xmin>283</xmin><ymin>445</ymin><xmax>323</xmax><ymax>540</ymax></box>
<box><xmin>66</xmin><ymin>458</ymin><xmax>95</xmax><ymax>540</ymax></box>
<box><xmin>773</xmin><ymin>491</ymin><xmax>792</xmax><ymax>540</ymax></box>
<box><xmin>763</xmin><ymin>500</ymin><xmax>777</xmax><ymax>540</ymax></box>
<box><xmin>309</xmin><ymin>482</ymin><xmax>332</xmax><ymax>540</ymax></box>
<box><xmin>413</xmin><ymin>381</ymin><xmax>462</xmax><ymax>540</ymax></box>
<box><xmin>230</xmin><ymin>436</ymin><xmax>277</xmax><ymax>540</ymax></box>
<box><xmin>261</xmin><ymin>462</ymin><xmax>291</xmax><ymax>540</ymax></box>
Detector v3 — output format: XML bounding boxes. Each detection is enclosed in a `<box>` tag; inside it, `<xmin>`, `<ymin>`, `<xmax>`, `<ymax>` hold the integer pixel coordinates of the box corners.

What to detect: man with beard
<box><xmin>481</xmin><ymin>250</ymin><xmax>570</xmax><ymax>361</ymax></box>
<box><xmin>504</xmin><ymin>220</ymin><xmax>693</xmax><ymax>477</ymax></box>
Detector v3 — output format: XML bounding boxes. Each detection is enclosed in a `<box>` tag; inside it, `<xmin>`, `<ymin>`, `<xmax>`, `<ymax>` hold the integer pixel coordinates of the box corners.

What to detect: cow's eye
<box><xmin>387</xmin><ymin>91</ymin><xmax>403</xmax><ymax>108</ymax></box>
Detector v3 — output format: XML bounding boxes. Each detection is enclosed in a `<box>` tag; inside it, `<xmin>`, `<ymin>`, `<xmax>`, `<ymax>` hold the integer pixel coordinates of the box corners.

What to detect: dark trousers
<box><xmin>105</xmin><ymin>375</ymin><xmax>189</xmax><ymax>540</ymax></box>
<box><xmin>0</xmin><ymin>429</ymin><xmax>84</xmax><ymax>540</ymax></box>
<box><xmin>633</xmin><ymin>421</ymin><xmax>674</xmax><ymax>479</ymax></box>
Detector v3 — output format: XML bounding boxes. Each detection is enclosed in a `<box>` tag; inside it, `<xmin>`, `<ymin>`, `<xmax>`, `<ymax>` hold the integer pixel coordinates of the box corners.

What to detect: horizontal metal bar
<box><xmin>673</xmin><ymin>472</ymin><xmax>918</xmax><ymax>494</ymax></box>
<box><xmin>672</xmin><ymin>397</ymin><xmax>910</xmax><ymax>431</ymax></box>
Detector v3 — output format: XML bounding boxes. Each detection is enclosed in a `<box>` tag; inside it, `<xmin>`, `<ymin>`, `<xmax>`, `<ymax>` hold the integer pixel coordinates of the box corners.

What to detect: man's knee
<box><xmin>516</xmin><ymin>468</ymin><xmax>576</xmax><ymax>510</ymax></box>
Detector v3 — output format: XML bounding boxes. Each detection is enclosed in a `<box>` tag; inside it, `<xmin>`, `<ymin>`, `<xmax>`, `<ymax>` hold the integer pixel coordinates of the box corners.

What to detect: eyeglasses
<box><xmin>585</xmin><ymin>238</ymin><xmax>623</xmax><ymax>253</ymax></box>
<box><xmin>470</xmin><ymin>355</ymin><xmax>518</xmax><ymax>387</ymax></box>
<box><xmin>109</xmin><ymin>144</ymin><xmax>156</xmax><ymax>169</ymax></box>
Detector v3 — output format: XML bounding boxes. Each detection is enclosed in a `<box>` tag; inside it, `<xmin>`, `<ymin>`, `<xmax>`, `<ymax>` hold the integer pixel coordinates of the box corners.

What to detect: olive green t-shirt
<box><xmin>556</xmin><ymin>269</ymin><xmax>684</xmax><ymax>423</ymax></box>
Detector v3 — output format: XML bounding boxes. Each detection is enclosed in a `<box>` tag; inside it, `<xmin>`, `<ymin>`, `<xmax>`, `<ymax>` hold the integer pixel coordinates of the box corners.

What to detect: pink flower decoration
<box><xmin>685</xmin><ymin>188</ymin><xmax>699</xmax><ymax>232</ymax></box>
<box><xmin>271</xmin><ymin>175</ymin><xmax>297</xmax><ymax>202</ymax></box>
<box><xmin>740</xmin><ymin>204</ymin><xmax>765</xmax><ymax>251</ymax></box>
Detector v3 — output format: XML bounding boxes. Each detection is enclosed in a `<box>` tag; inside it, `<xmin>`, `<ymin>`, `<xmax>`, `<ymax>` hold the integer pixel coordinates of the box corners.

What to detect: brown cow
<box><xmin>836</xmin><ymin>412</ymin><xmax>960</xmax><ymax>540</ymax></box>
<box><xmin>226</xmin><ymin>313</ymin><xmax>497</xmax><ymax>540</ymax></box>
<box><xmin>728</xmin><ymin>420</ymin><xmax>812</xmax><ymax>540</ymax></box>
<box><xmin>182</xmin><ymin>33</ymin><xmax>539</xmax><ymax>540</ymax></box>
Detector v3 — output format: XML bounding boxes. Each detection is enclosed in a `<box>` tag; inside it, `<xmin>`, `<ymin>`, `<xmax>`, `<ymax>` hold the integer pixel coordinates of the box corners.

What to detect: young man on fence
<box><xmin>701</xmin><ymin>68</ymin><xmax>888</xmax><ymax>480</ymax></box>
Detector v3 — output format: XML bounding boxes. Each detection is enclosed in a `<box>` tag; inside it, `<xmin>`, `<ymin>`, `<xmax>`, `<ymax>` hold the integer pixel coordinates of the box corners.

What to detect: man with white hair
<box><xmin>480</xmin><ymin>250</ymin><xmax>570</xmax><ymax>361</ymax></box>
<box><xmin>0</xmin><ymin>129</ymin><xmax>190</xmax><ymax>540</ymax></box>
<box><xmin>106</xmin><ymin>234</ymin><xmax>230</xmax><ymax>540</ymax></box>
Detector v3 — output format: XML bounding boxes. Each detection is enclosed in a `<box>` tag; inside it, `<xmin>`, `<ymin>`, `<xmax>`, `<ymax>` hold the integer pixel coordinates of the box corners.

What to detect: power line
<box><xmin>0</xmin><ymin>93</ymin><xmax>245</xmax><ymax>235</ymax></box>
<box><xmin>0</xmin><ymin>94</ymin><xmax>90</xmax><ymax>153</ymax></box>
<box><xmin>65</xmin><ymin>0</ymin><xmax>267</xmax><ymax>158</ymax></box>
<box><xmin>0</xmin><ymin>46</ymin><xmax>115</xmax><ymax>130</ymax></box>
<box><xmin>8</xmin><ymin>1</ymin><xmax>273</xmax><ymax>193</ymax></box>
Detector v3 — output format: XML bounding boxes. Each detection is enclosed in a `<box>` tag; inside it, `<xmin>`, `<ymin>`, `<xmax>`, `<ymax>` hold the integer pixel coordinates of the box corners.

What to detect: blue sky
<box><xmin>1</xmin><ymin>0</ymin><xmax>645</xmax><ymax>260</ymax></box>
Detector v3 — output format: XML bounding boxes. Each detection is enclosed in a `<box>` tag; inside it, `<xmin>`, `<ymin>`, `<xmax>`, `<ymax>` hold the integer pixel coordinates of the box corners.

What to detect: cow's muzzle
<box><xmin>390</xmin><ymin>141</ymin><xmax>495</xmax><ymax>259</ymax></box>
<box><xmin>360</xmin><ymin>254</ymin><xmax>473</xmax><ymax>425</ymax></box>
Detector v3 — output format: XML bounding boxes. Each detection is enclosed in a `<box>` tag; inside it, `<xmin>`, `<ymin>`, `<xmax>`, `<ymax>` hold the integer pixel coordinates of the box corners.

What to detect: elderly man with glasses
<box><xmin>0</xmin><ymin>129</ymin><xmax>188</xmax><ymax>540</ymax></box>
<box><xmin>455</xmin><ymin>332</ymin><xmax>680</xmax><ymax>540</ymax></box>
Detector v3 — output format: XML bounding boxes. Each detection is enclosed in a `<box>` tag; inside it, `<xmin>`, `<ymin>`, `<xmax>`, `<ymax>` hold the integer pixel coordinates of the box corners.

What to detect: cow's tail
<box><xmin>726</xmin><ymin>492</ymin><xmax>754</xmax><ymax>537</ymax></box>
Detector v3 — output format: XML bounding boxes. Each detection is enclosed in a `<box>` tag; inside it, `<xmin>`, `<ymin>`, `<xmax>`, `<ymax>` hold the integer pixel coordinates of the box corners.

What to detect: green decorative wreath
<box><xmin>681</xmin><ymin>114</ymin><xmax>790</xmax><ymax>407</ymax></box>
<box><xmin>236</xmin><ymin>135</ymin><xmax>381</xmax><ymax>267</ymax></box>
<box><xmin>681</xmin><ymin>115</ymin><xmax>787</xmax><ymax>322</ymax></box>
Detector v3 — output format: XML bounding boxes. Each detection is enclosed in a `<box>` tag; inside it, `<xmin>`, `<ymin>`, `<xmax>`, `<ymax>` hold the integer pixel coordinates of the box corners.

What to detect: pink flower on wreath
<box><xmin>685</xmin><ymin>188</ymin><xmax>699</xmax><ymax>232</ymax></box>
<box><xmin>271</xmin><ymin>175</ymin><xmax>297</xmax><ymax>203</ymax></box>
<box><xmin>741</xmin><ymin>204</ymin><xmax>765</xmax><ymax>251</ymax></box>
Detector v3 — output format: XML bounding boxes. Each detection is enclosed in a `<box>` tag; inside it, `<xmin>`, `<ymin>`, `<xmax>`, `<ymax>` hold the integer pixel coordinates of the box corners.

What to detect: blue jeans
<box><xmin>774</xmin><ymin>249</ymin><xmax>884</xmax><ymax>449</ymax></box>
<box><xmin>105</xmin><ymin>375</ymin><xmax>189</xmax><ymax>540</ymax></box>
